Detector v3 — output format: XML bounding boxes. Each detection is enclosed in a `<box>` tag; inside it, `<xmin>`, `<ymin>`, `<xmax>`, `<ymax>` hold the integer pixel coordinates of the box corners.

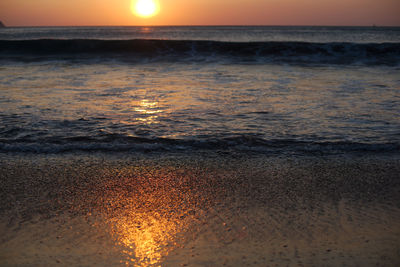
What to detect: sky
<box><xmin>0</xmin><ymin>0</ymin><xmax>399</xmax><ymax>27</ymax></box>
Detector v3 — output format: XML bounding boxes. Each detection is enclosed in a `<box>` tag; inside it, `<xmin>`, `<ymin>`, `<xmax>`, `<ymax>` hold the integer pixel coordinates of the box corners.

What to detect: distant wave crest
<box><xmin>1</xmin><ymin>39</ymin><xmax>399</xmax><ymax>65</ymax></box>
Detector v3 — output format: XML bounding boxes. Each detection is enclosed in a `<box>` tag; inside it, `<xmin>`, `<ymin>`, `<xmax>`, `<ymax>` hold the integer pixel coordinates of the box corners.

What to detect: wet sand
<box><xmin>1</xmin><ymin>152</ymin><xmax>399</xmax><ymax>266</ymax></box>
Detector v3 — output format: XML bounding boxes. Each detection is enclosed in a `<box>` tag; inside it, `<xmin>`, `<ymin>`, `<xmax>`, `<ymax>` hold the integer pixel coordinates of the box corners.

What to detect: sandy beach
<box><xmin>1</xmin><ymin>152</ymin><xmax>399</xmax><ymax>266</ymax></box>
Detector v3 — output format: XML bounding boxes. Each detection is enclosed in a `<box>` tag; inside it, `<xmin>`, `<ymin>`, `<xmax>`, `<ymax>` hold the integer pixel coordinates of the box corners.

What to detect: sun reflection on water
<box><xmin>139</xmin><ymin>27</ymin><xmax>154</xmax><ymax>34</ymax></box>
<box><xmin>133</xmin><ymin>99</ymin><xmax>163</xmax><ymax>124</ymax></box>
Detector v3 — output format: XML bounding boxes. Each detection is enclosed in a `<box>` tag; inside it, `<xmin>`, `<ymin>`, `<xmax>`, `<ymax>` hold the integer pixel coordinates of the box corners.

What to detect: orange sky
<box><xmin>0</xmin><ymin>0</ymin><xmax>399</xmax><ymax>26</ymax></box>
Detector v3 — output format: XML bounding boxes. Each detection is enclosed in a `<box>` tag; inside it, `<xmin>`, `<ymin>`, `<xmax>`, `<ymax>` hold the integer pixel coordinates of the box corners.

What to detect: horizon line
<box><xmin>2</xmin><ymin>24</ymin><xmax>400</xmax><ymax>28</ymax></box>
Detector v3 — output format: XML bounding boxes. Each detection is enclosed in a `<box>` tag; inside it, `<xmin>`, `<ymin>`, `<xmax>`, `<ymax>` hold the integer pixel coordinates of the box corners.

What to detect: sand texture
<box><xmin>1</xmin><ymin>153</ymin><xmax>399</xmax><ymax>266</ymax></box>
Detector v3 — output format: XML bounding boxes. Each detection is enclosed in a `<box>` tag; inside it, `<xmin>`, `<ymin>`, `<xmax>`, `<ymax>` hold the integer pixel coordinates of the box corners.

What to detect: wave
<box><xmin>1</xmin><ymin>39</ymin><xmax>399</xmax><ymax>65</ymax></box>
<box><xmin>0</xmin><ymin>135</ymin><xmax>398</xmax><ymax>154</ymax></box>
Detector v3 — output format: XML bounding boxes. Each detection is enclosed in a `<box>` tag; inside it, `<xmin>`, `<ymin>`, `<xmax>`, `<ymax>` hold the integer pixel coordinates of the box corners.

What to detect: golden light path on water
<box><xmin>134</xmin><ymin>99</ymin><xmax>163</xmax><ymax>124</ymax></box>
<box><xmin>119</xmin><ymin>99</ymin><xmax>164</xmax><ymax>125</ymax></box>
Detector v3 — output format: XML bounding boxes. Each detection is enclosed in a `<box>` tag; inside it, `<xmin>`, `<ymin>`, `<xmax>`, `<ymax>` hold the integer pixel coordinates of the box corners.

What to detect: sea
<box><xmin>0</xmin><ymin>26</ymin><xmax>399</xmax><ymax>155</ymax></box>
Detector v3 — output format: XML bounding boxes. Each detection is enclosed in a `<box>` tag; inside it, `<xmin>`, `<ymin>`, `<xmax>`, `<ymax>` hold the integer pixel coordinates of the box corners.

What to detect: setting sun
<box><xmin>132</xmin><ymin>0</ymin><xmax>160</xmax><ymax>18</ymax></box>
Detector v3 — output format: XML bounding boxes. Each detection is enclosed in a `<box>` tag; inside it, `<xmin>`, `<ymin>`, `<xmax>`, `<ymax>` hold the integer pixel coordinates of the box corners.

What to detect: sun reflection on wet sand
<box><xmin>95</xmin><ymin>167</ymin><xmax>204</xmax><ymax>266</ymax></box>
<box><xmin>2</xmin><ymin>156</ymin><xmax>400</xmax><ymax>266</ymax></box>
<box><xmin>112</xmin><ymin>211</ymin><xmax>179</xmax><ymax>265</ymax></box>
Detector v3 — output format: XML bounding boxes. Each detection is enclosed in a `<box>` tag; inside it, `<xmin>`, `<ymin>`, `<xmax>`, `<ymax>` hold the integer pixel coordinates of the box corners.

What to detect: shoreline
<box><xmin>1</xmin><ymin>152</ymin><xmax>399</xmax><ymax>266</ymax></box>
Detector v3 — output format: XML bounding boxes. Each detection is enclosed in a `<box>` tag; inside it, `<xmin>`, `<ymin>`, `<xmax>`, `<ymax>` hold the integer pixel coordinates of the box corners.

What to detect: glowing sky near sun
<box><xmin>0</xmin><ymin>0</ymin><xmax>399</xmax><ymax>26</ymax></box>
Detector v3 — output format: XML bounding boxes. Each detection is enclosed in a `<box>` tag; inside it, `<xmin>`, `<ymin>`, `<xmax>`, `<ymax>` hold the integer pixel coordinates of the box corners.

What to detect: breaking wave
<box><xmin>1</xmin><ymin>39</ymin><xmax>399</xmax><ymax>65</ymax></box>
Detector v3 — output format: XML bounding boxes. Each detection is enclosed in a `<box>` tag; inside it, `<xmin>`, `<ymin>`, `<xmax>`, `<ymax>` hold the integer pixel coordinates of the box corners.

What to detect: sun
<box><xmin>132</xmin><ymin>0</ymin><xmax>160</xmax><ymax>18</ymax></box>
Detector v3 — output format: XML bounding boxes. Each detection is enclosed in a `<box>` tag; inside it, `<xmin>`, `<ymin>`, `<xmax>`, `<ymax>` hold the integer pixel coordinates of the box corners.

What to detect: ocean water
<box><xmin>0</xmin><ymin>26</ymin><xmax>399</xmax><ymax>154</ymax></box>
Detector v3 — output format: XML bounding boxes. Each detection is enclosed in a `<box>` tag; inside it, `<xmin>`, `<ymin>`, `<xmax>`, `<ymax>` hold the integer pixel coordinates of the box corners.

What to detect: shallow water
<box><xmin>1</xmin><ymin>61</ymin><xmax>399</xmax><ymax>154</ymax></box>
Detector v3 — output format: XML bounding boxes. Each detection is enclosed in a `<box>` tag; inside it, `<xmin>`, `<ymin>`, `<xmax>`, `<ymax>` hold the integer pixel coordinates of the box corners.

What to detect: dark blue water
<box><xmin>0</xmin><ymin>26</ymin><xmax>399</xmax><ymax>154</ymax></box>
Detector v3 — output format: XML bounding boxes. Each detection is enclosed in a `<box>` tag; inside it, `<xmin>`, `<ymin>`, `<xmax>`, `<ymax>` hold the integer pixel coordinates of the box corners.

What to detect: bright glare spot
<box><xmin>132</xmin><ymin>0</ymin><xmax>160</xmax><ymax>18</ymax></box>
